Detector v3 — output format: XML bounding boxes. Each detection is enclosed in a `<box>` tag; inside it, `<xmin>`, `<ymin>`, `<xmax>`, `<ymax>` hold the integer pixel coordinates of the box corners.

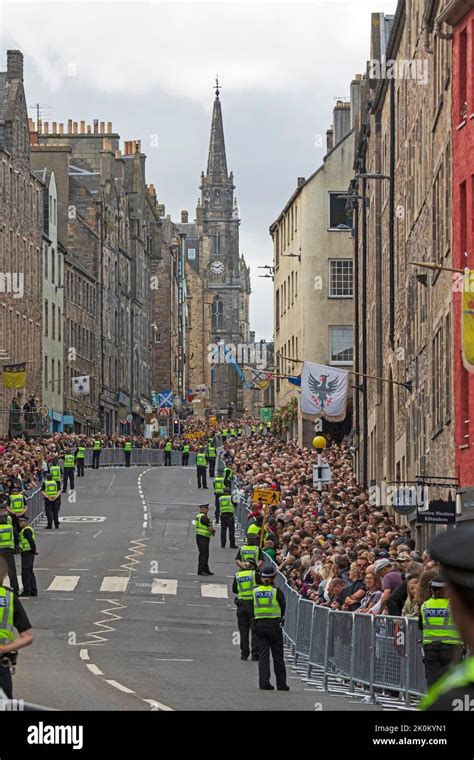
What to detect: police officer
<box><xmin>0</xmin><ymin>509</ymin><xmax>19</xmax><ymax>596</ymax></box>
<box><xmin>420</xmin><ymin>527</ymin><xmax>474</xmax><ymax>710</ymax></box>
<box><xmin>219</xmin><ymin>488</ymin><xmax>237</xmax><ymax>549</ymax></box>
<box><xmin>251</xmin><ymin>423</ymin><xmax>256</xmax><ymax>436</ymax></box>
<box><xmin>207</xmin><ymin>440</ymin><xmax>217</xmax><ymax>478</ymax></box>
<box><xmin>237</xmin><ymin>426</ymin><xmax>243</xmax><ymax>438</ymax></box>
<box><xmin>49</xmin><ymin>460</ymin><xmax>62</xmax><ymax>494</ymax></box>
<box><xmin>42</xmin><ymin>475</ymin><xmax>61</xmax><ymax>529</ymax></box>
<box><xmin>92</xmin><ymin>437</ymin><xmax>102</xmax><ymax>469</ymax></box>
<box><xmin>266</xmin><ymin>421</ymin><xmax>271</xmax><ymax>432</ymax></box>
<box><xmin>182</xmin><ymin>442</ymin><xmax>190</xmax><ymax>466</ymax></box>
<box><xmin>75</xmin><ymin>443</ymin><xmax>86</xmax><ymax>477</ymax></box>
<box><xmin>235</xmin><ymin>536</ymin><xmax>264</xmax><ymax>569</ymax></box>
<box><xmin>253</xmin><ymin>565</ymin><xmax>289</xmax><ymax>691</ymax></box>
<box><xmin>7</xmin><ymin>487</ymin><xmax>27</xmax><ymax>552</ymax></box>
<box><xmin>62</xmin><ymin>450</ymin><xmax>75</xmax><ymax>492</ymax></box>
<box><xmin>195</xmin><ymin>504</ymin><xmax>215</xmax><ymax>576</ymax></box>
<box><xmin>0</xmin><ymin>556</ymin><xmax>33</xmax><ymax>699</ymax></box>
<box><xmin>18</xmin><ymin>517</ymin><xmax>37</xmax><ymax>598</ymax></box>
<box><xmin>419</xmin><ymin>576</ymin><xmax>464</xmax><ymax>687</ymax></box>
<box><xmin>213</xmin><ymin>473</ymin><xmax>225</xmax><ymax>524</ymax></box>
<box><xmin>124</xmin><ymin>439</ymin><xmax>132</xmax><ymax>467</ymax></box>
<box><xmin>196</xmin><ymin>447</ymin><xmax>208</xmax><ymax>489</ymax></box>
<box><xmin>164</xmin><ymin>439</ymin><xmax>172</xmax><ymax>466</ymax></box>
<box><xmin>223</xmin><ymin>461</ymin><xmax>233</xmax><ymax>489</ymax></box>
<box><xmin>232</xmin><ymin>559</ymin><xmax>259</xmax><ymax>661</ymax></box>
<box><xmin>221</xmin><ymin>427</ymin><xmax>228</xmax><ymax>442</ymax></box>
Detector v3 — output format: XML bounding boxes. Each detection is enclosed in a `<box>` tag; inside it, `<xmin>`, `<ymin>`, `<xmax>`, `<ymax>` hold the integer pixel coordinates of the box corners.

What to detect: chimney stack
<box><xmin>6</xmin><ymin>50</ymin><xmax>23</xmax><ymax>82</ymax></box>
<box><xmin>93</xmin><ymin>119</ymin><xmax>99</xmax><ymax>134</ymax></box>
<box><xmin>59</xmin><ymin>123</ymin><xmax>64</xmax><ymax>135</ymax></box>
<box><xmin>44</xmin><ymin>122</ymin><xmax>49</xmax><ymax>134</ymax></box>
<box><xmin>100</xmin><ymin>122</ymin><xmax>105</xmax><ymax>134</ymax></box>
<box><xmin>80</xmin><ymin>120</ymin><xmax>85</xmax><ymax>134</ymax></box>
<box><xmin>107</xmin><ymin>121</ymin><xmax>112</xmax><ymax>133</ymax></box>
<box><xmin>333</xmin><ymin>100</ymin><xmax>351</xmax><ymax>145</ymax></box>
<box><xmin>326</xmin><ymin>127</ymin><xmax>334</xmax><ymax>152</ymax></box>
<box><xmin>67</xmin><ymin>119</ymin><xmax>73</xmax><ymax>133</ymax></box>
<box><xmin>73</xmin><ymin>121</ymin><xmax>78</xmax><ymax>134</ymax></box>
<box><xmin>181</xmin><ymin>210</ymin><xmax>189</xmax><ymax>223</ymax></box>
<box><xmin>297</xmin><ymin>177</ymin><xmax>305</xmax><ymax>188</ymax></box>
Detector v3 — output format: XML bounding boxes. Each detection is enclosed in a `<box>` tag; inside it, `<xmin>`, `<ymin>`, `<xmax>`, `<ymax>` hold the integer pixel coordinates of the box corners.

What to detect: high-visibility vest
<box><xmin>50</xmin><ymin>465</ymin><xmax>61</xmax><ymax>481</ymax></box>
<box><xmin>124</xmin><ymin>442</ymin><xmax>132</xmax><ymax>452</ymax></box>
<box><xmin>213</xmin><ymin>477</ymin><xmax>225</xmax><ymax>495</ymax></box>
<box><xmin>19</xmin><ymin>526</ymin><xmax>36</xmax><ymax>553</ymax></box>
<box><xmin>247</xmin><ymin>523</ymin><xmax>260</xmax><ymax>537</ymax></box>
<box><xmin>420</xmin><ymin>598</ymin><xmax>463</xmax><ymax>646</ymax></box>
<box><xmin>219</xmin><ymin>495</ymin><xmax>234</xmax><ymax>514</ymax></box>
<box><xmin>0</xmin><ymin>524</ymin><xmax>14</xmax><ymax>550</ymax></box>
<box><xmin>222</xmin><ymin>429</ymin><xmax>228</xmax><ymax>437</ymax></box>
<box><xmin>230</xmin><ymin>428</ymin><xmax>236</xmax><ymax>436</ymax></box>
<box><xmin>196</xmin><ymin>452</ymin><xmax>207</xmax><ymax>467</ymax></box>
<box><xmin>183</xmin><ymin>445</ymin><xmax>190</xmax><ymax>454</ymax></box>
<box><xmin>235</xmin><ymin>570</ymin><xmax>257</xmax><ymax>600</ymax></box>
<box><xmin>259</xmin><ymin>424</ymin><xmax>263</xmax><ymax>431</ymax></box>
<box><xmin>64</xmin><ymin>454</ymin><xmax>75</xmax><ymax>468</ymax></box>
<box><xmin>237</xmin><ymin>428</ymin><xmax>242</xmax><ymax>435</ymax></box>
<box><xmin>251</xmin><ymin>425</ymin><xmax>256</xmax><ymax>433</ymax></box>
<box><xmin>253</xmin><ymin>586</ymin><xmax>281</xmax><ymax>619</ymax></box>
<box><xmin>165</xmin><ymin>442</ymin><xmax>172</xmax><ymax>452</ymax></box>
<box><xmin>0</xmin><ymin>587</ymin><xmax>15</xmax><ymax>645</ymax></box>
<box><xmin>207</xmin><ymin>446</ymin><xmax>216</xmax><ymax>458</ymax></box>
<box><xmin>420</xmin><ymin>657</ymin><xmax>474</xmax><ymax>710</ymax></box>
<box><xmin>93</xmin><ymin>440</ymin><xmax>101</xmax><ymax>450</ymax></box>
<box><xmin>266</xmin><ymin>422</ymin><xmax>271</xmax><ymax>429</ymax></box>
<box><xmin>43</xmin><ymin>479</ymin><xmax>59</xmax><ymax>498</ymax></box>
<box><xmin>76</xmin><ymin>446</ymin><xmax>85</xmax><ymax>459</ymax></box>
<box><xmin>223</xmin><ymin>467</ymin><xmax>233</xmax><ymax>481</ymax></box>
<box><xmin>195</xmin><ymin>513</ymin><xmax>212</xmax><ymax>538</ymax></box>
<box><xmin>9</xmin><ymin>494</ymin><xmax>25</xmax><ymax>514</ymax></box>
<box><xmin>240</xmin><ymin>545</ymin><xmax>260</xmax><ymax>564</ymax></box>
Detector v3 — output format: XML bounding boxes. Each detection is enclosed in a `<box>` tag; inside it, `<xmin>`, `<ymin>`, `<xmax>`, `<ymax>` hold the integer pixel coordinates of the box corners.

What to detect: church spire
<box><xmin>206</xmin><ymin>78</ymin><xmax>228</xmax><ymax>180</ymax></box>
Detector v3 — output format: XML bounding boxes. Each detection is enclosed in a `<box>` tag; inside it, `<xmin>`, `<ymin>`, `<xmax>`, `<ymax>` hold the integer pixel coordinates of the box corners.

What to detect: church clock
<box><xmin>210</xmin><ymin>260</ymin><xmax>225</xmax><ymax>275</ymax></box>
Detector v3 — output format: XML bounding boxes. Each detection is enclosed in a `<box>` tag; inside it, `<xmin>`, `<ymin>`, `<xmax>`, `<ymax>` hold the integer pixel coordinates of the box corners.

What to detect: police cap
<box><xmin>260</xmin><ymin>564</ymin><xmax>277</xmax><ymax>578</ymax></box>
<box><xmin>199</xmin><ymin>504</ymin><xmax>210</xmax><ymax>510</ymax></box>
<box><xmin>430</xmin><ymin>527</ymin><xmax>474</xmax><ymax>589</ymax></box>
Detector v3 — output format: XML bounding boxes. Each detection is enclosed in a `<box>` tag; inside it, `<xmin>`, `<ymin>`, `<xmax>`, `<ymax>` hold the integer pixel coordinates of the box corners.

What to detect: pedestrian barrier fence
<box><xmin>232</xmin><ymin>481</ymin><xmax>427</xmax><ymax>708</ymax></box>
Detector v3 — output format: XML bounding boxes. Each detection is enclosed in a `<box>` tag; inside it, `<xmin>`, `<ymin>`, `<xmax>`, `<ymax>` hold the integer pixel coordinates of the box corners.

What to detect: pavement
<box><xmin>13</xmin><ymin>465</ymin><xmax>381</xmax><ymax>711</ymax></box>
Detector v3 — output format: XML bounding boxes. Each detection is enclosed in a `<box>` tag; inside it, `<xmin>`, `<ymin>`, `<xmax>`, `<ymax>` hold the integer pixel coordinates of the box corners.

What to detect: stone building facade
<box><xmin>0</xmin><ymin>50</ymin><xmax>43</xmax><ymax>434</ymax></box>
<box><xmin>352</xmin><ymin>1</ymin><xmax>455</xmax><ymax>537</ymax></box>
<box><xmin>270</xmin><ymin>101</ymin><xmax>355</xmax><ymax>447</ymax></box>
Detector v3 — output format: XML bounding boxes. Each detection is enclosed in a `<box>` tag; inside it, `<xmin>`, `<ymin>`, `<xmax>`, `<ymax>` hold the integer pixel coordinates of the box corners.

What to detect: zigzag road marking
<box><xmin>120</xmin><ymin>536</ymin><xmax>148</xmax><ymax>573</ymax></box>
<box><xmin>74</xmin><ymin>599</ymin><xmax>127</xmax><ymax>646</ymax></box>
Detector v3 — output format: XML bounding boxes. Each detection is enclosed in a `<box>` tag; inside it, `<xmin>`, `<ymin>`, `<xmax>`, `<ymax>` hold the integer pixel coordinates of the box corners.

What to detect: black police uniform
<box><xmin>19</xmin><ymin>526</ymin><xmax>37</xmax><ymax>597</ymax></box>
<box><xmin>232</xmin><ymin>571</ymin><xmax>259</xmax><ymax>660</ymax></box>
<box><xmin>253</xmin><ymin>583</ymin><xmax>288</xmax><ymax>690</ymax></box>
<box><xmin>0</xmin><ymin>587</ymin><xmax>31</xmax><ymax>699</ymax></box>
<box><xmin>421</xmin><ymin>527</ymin><xmax>474</xmax><ymax>710</ymax></box>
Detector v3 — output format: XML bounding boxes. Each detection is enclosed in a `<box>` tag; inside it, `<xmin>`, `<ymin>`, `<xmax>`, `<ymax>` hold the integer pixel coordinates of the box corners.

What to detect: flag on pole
<box><xmin>301</xmin><ymin>362</ymin><xmax>349</xmax><ymax>421</ymax></box>
<box><xmin>462</xmin><ymin>269</ymin><xmax>474</xmax><ymax>371</ymax></box>
<box><xmin>243</xmin><ymin>367</ymin><xmax>273</xmax><ymax>390</ymax></box>
<box><xmin>158</xmin><ymin>390</ymin><xmax>174</xmax><ymax>408</ymax></box>
<box><xmin>2</xmin><ymin>363</ymin><xmax>26</xmax><ymax>389</ymax></box>
<box><xmin>223</xmin><ymin>345</ymin><xmax>253</xmax><ymax>389</ymax></box>
<box><xmin>72</xmin><ymin>375</ymin><xmax>90</xmax><ymax>395</ymax></box>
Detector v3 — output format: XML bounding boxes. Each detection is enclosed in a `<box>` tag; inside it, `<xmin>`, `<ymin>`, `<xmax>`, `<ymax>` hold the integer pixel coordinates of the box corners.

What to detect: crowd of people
<box><xmin>227</xmin><ymin>435</ymin><xmax>441</xmax><ymax>619</ymax></box>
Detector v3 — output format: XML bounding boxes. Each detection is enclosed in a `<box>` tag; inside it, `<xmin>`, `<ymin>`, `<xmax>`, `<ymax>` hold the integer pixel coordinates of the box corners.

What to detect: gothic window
<box><xmin>212</xmin><ymin>297</ymin><xmax>224</xmax><ymax>331</ymax></box>
<box><xmin>214</xmin><ymin>189</ymin><xmax>221</xmax><ymax>206</ymax></box>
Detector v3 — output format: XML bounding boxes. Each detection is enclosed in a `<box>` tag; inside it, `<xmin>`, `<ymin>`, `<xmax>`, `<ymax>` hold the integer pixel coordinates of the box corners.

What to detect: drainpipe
<box><xmin>389</xmin><ymin>78</ymin><xmax>396</xmax><ymax>349</ymax></box>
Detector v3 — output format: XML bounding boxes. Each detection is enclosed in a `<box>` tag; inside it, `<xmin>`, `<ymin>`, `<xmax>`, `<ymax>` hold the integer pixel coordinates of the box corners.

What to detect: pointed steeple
<box><xmin>206</xmin><ymin>79</ymin><xmax>228</xmax><ymax>180</ymax></box>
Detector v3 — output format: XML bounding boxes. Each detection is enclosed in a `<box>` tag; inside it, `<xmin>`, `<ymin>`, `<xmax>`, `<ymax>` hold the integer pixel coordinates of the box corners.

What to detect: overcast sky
<box><xmin>1</xmin><ymin>0</ymin><xmax>398</xmax><ymax>339</ymax></box>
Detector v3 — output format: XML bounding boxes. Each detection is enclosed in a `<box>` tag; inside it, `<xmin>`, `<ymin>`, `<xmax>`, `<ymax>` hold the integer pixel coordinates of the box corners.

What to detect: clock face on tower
<box><xmin>210</xmin><ymin>260</ymin><xmax>225</xmax><ymax>275</ymax></box>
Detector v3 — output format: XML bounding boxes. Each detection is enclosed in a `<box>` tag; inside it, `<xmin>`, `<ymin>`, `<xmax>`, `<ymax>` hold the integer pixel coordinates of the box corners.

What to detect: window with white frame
<box><xmin>329</xmin><ymin>326</ymin><xmax>353</xmax><ymax>364</ymax></box>
<box><xmin>329</xmin><ymin>259</ymin><xmax>353</xmax><ymax>297</ymax></box>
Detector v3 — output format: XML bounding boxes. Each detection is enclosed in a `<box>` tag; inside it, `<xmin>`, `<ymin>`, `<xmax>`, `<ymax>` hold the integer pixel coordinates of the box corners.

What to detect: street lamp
<box><xmin>312</xmin><ymin>435</ymin><xmax>327</xmax><ymax>493</ymax></box>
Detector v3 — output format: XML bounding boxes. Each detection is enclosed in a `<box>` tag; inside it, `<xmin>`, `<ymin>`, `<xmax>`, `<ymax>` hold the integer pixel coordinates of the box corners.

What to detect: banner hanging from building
<box><xmin>2</xmin><ymin>363</ymin><xmax>26</xmax><ymax>389</ymax></box>
<box><xmin>301</xmin><ymin>361</ymin><xmax>349</xmax><ymax>421</ymax></box>
<box><xmin>158</xmin><ymin>391</ymin><xmax>174</xmax><ymax>408</ymax></box>
<box><xmin>244</xmin><ymin>367</ymin><xmax>273</xmax><ymax>390</ymax></box>
<box><xmin>462</xmin><ymin>268</ymin><xmax>474</xmax><ymax>371</ymax></box>
<box><xmin>72</xmin><ymin>375</ymin><xmax>90</xmax><ymax>395</ymax></box>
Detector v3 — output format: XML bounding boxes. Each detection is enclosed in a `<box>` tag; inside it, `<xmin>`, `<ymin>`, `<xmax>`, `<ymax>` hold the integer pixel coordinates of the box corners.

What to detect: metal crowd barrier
<box><xmin>231</xmin><ymin>480</ymin><xmax>427</xmax><ymax>707</ymax></box>
<box><xmin>83</xmin><ymin>448</ymin><xmax>197</xmax><ymax>467</ymax></box>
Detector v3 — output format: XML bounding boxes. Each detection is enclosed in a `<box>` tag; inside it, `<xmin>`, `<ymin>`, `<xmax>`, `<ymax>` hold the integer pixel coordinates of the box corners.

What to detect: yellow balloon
<box><xmin>312</xmin><ymin>435</ymin><xmax>327</xmax><ymax>451</ymax></box>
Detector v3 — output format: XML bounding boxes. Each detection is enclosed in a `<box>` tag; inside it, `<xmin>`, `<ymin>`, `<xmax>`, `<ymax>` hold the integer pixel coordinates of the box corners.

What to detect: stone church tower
<box><xmin>195</xmin><ymin>83</ymin><xmax>251</xmax><ymax>412</ymax></box>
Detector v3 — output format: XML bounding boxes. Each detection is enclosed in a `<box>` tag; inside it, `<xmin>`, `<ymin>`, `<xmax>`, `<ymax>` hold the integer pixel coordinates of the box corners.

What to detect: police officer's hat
<box><xmin>199</xmin><ymin>503</ymin><xmax>210</xmax><ymax>510</ymax></box>
<box><xmin>260</xmin><ymin>564</ymin><xmax>277</xmax><ymax>578</ymax></box>
<box><xmin>245</xmin><ymin>558</ymin><xmax>257</xmax><ymax>568</ymax></box>
<box><xmin>430</xmin><ymin>527</ymin><xmax>474</xmax><ymax>589</ymax></box>
<box><xmin>430</xmin><ymin>575</ymin><xmax>447</xmax><ymax>588</ymax></box>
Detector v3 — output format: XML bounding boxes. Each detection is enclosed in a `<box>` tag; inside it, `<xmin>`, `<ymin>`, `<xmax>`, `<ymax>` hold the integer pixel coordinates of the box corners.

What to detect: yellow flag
<box><xmin>2</xmin><ymin>363</ymin><xmax>26</xmax><ymax>389</ymax></box>
<box><xmin>462</xmin><ymin>269</ymin><xmax>474</xmax><ymax>371</ymax></box>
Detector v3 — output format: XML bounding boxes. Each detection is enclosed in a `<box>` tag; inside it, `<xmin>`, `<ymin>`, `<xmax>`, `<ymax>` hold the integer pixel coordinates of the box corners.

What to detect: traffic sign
<box><xmin>312</xmin><ymin>463</ymin><xmax>332</xmax><ymax>485</ymax></box>
<box><xmin>252</xmin><ymin>488</ymin><xmax>281</xmax><ymax>505</ymax></box>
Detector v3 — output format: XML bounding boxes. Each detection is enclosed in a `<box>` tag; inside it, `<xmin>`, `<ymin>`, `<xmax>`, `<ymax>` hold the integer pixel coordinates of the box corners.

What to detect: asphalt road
<box><xmin>13</xmin><ymin>465</ymin><xmax>380</xmax><ymax>711</ymax></box>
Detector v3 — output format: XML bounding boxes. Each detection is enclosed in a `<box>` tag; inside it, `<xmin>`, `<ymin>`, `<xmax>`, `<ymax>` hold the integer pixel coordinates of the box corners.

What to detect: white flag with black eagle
<box><xmin>72</xmin><ymin>374</ymin><xmax>90</xmax><ymax>395</ymax></box>
<box><xmin>301</xmin><ymin>362</ymin><xmax>349</xmax><ymax>421</ymax></box>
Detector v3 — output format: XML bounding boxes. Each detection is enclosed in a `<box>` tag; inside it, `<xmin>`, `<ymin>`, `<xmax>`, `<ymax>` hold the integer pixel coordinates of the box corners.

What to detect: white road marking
<box><xmin>143</xmin><ymin>600</ymin><xmax>165</xmax><ymax>604</ymax></box>
<box><xmin>154</xmin><ymin>658</ymin><xmax>193</xmax><ymax>662</ymax></box>
<box><xmin>87</xmin><ymin>664</ymin><xmax>103</xmax><ymax>675</ymax></box>
<box><xmin>93</xmin><ymin>530</ymin><xmax>103</xmax><ymax>539</ymax></box>
<box><xmin>47</xmin><ymin>576</ymin><xmax>80</xmax><ymax>592</ymax></box>
<box><xmin>200</xmin><ymin>583</ymin><xmax>228</xmax><ymax>599</ymax></box>
<box><xmin>142</xmin><ymin>698</ymin><xmax>174</xmax><ymax>712</ymax></box>
<box><xmin>70</xmin><ymin>568</ymin><xmax>90</xmax><ymax>571</ymax></box>
<box><xmin>106</xmin><ymin>474</ymin><xmax>116</xmax><ymax>493</ymax></box>
<box><xmin>60</xmin><ymin>516</ymin><xmax>106</xmax><ymax>523</ymax></box>
<box><xmin>151</xmin><ymin>579</ymin><xmax>177</xmax><ymax>595</ymax></box>
<box><xmin>142</xmin><ymin>521</ymin><xmax>147</xmax><ymax>528</ymax></box>
<box><xmin>186</xmin><ymin>603</ymin><xmax>211</xmax><ymax>607</ymax></box>
<box><xmin>105</xmin><ymin>680</ymin><xmax>135</xmax><ymax>694</ymax></box>
<box><xmin>100</xmin><ymin>577</ymin><xmax>129</xmax><ymax>593</ymax></box>
<box><xmin>80</xmin><ymin>649</ymin><xmax>89</xmax><ymax>661</ymax></box>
